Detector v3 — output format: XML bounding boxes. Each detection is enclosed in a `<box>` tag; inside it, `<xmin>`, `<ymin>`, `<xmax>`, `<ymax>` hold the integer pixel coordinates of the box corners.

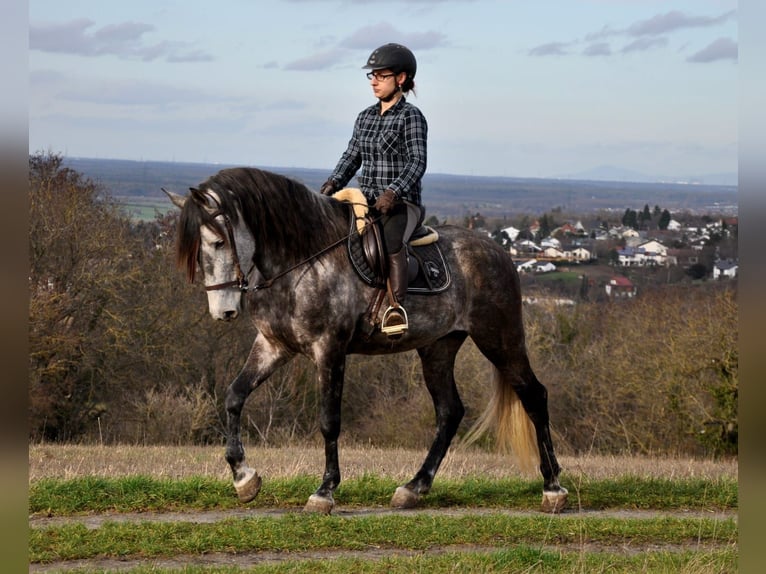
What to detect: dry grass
<box><xmin>28</xmin><ymin>443</ymin><xmax>737</xmax><ymax>483</ymax></box>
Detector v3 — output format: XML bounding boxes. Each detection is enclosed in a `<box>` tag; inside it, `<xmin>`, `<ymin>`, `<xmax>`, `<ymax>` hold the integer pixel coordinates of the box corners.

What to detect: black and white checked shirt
<box><xmin>329</xmin><ymin>97</ymin><xmax>427</xmax><ymax>205</ymax></box>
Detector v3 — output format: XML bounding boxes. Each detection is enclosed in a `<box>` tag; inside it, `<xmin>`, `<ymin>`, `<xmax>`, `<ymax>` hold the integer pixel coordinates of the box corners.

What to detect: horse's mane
<box><xmin>176</xmin><ymin>167</ymin><xmax>347</xmax><ymax>283</ymax></box>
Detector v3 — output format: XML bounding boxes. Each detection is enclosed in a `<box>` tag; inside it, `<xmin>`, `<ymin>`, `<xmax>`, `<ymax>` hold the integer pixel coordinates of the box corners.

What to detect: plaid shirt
<box><xmin>330</xmin><ymin>97</ymin><xmax>427</xmax><ymax>205</ymax></box>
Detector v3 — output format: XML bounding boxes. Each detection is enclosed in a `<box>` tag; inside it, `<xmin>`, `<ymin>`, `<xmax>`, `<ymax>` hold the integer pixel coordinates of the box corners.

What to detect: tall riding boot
<box><xmin>382</xmin><ymin>247</ymin><xmax>409</xmax><ymax>337</ymax></box>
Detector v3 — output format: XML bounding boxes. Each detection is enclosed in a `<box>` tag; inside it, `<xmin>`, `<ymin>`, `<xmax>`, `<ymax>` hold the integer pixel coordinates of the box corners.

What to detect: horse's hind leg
<box><xmin>225</xmin><ymin>335</ymin><xmax>291</xmax><ymax>503</ymax></box>
<box><xmin>391</xmin><ymin>332</ymin><xmax>467</xmax><ymax>509</ymax></box>
<box><xmin>473</xmin><ymin>330</ymin><xmax>567</xmax><ymax>513</ymax></box>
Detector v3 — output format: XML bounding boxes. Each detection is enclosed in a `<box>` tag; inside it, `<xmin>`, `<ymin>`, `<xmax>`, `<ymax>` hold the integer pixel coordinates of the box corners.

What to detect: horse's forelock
<box><xmin>176</xmin><ymin>186</ymin><xmax>228</xmax><ymax>283</ymax></box>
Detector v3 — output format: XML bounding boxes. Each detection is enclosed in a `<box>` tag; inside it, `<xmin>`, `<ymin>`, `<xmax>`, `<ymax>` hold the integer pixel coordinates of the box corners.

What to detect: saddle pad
<box><xmin>347</xmin><ymin>216</ymin><xmax>451</xmax><ymax>294</ymax></box>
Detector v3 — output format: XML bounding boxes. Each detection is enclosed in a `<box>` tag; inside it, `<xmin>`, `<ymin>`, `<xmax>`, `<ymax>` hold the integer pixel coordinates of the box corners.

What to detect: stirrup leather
<box><xmin>381</xmin><ymin>305</ymin><xmax>408</xmax><ymax>336</ymax></box>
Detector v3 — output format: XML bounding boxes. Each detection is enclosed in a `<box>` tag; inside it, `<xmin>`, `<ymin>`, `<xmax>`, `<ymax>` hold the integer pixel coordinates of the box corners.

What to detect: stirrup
<box><xmin>381</xmin><ymin>305</ymin><xmax>408</xmax><ymax>337</ymax></box>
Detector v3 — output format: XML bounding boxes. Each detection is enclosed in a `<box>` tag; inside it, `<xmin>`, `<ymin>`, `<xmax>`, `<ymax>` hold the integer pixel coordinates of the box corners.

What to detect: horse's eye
<box><xmin>213</xmin><ymin>240</ymin><xmax>226</xmax><ymax>250</ymax></box>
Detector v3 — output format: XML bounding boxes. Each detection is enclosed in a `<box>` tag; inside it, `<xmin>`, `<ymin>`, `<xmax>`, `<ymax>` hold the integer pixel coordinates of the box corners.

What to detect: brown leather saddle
<box><xmin>334</xmin><ymin>188</ymin><xmax>451</xmax><ymax>294</ymax></box>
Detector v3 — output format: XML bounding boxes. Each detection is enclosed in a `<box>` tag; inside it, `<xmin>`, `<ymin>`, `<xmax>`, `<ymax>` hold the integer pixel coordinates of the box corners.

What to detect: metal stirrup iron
<box><xmin>381</xmin><ymin>278</ymin><xmax>408</xmax><ymax>337</ymax></box>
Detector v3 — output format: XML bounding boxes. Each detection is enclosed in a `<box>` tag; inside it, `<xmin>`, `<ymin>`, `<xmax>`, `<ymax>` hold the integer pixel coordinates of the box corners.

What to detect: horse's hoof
<box><xmin>234</xmin><ymin>467</ymin><xmax>262</xmax><ymax>503</ymax></box>
<box><xmin>391</xmin><ymin>486</ymin><xmax>420</xmax><ymax>509</ymax></box>
<box><xmin>541</xmin><ymin>487</ymin><xmax>568</xmax><ymax>513</ymax></box>
<box><xmin>304</xmin><ymin>494</ymin><xmax>335</xmax><ymax>515</ymax></box>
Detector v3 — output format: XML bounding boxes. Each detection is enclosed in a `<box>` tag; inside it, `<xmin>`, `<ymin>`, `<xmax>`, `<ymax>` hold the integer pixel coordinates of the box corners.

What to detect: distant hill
<box><xmin>557</xmin><ymin>164</ymin><xmax>738</xmax><ymax>186</ymax></box>
<box><xmin>63</xmin><ymin>157</ymin><xmax>738</xmax><ymax>219</ymax></box>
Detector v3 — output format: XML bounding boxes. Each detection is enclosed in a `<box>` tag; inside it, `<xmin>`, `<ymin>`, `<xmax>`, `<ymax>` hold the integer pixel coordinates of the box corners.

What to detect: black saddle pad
<box><xmin>346</xmin><ymin>217</ymin><xmax>451</xmax><ymax>294</ymax></box>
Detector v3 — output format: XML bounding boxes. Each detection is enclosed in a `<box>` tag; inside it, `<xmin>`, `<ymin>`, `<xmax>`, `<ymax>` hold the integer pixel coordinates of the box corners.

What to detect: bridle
<box><xmin>203</xmin><ymin>203</ymin><xmax>375</xmax><ymax>293</ymax></box>
<box><xmin>204</xmin><ymin>210</ymin><xmax>254</xmax><ymax>293</ymax></box>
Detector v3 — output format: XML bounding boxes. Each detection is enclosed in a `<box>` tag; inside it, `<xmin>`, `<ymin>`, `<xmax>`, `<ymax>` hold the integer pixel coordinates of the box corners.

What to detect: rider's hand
<box><xmin>374</xmin><ymin>189</ymin><xmax>397</xmax><ymax>214</ymax></box>
<box><xmin>320</xmin><ymin>178</ymin><xmax>338</xmax><ymax>196</ymax></box>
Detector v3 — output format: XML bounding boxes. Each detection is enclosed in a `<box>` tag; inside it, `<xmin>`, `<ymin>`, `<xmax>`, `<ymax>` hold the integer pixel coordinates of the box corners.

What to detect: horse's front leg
<box><xmin>304</xmin><ymin>352</ymin><xmax>346</xmax><ymax>515</ymax></box>
<box><xmin>225</xmin><ymin>334</ymin><xmax>291</xmax><ymax>503</ymax></box>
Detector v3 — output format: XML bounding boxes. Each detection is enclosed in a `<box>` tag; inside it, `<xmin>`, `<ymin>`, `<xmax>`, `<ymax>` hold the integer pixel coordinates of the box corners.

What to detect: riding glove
<box><xmin>320</xmin><ymin>178</ymin><xmax>338</xmax><ymax>196</ymax></box>
<box><xmin>374</xmin><ymin>189</ymin><xmax>397</xmax><ymax>214</ymax></box>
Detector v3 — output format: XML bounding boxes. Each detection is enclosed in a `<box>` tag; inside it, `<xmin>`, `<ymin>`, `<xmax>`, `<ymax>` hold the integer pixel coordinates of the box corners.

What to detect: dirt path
<box><xmin>30</xmin><ymin>506</ymin><xmax>737</xmax><ymax>573</ymax></box>
<box><xmin>29</xmin><ymin>505</ymin><xmax>737</xmax><ymax>530</ymax></box>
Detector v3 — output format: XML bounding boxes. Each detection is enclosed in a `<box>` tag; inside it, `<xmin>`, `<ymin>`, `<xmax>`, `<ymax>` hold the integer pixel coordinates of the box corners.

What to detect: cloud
<box><xmin>620</xmin><ymin>36</ymin><xmax>669</xmax><ymax>54</ymax></box>
<box><xmin>528</xmin><ymin>42</ymin><xmax>571</xmax><ymax>57</ymax></box>
<box><xmin>532</xmin><ymin>9</ymin><xmax>736</xmax><ymax>63</ymax></box>
<box><xmin>625</xmin><ymin>10</ymin><xmax>735</xmax><ymax>37</ymax></box>
<box><xmin>282</xmin><ymin>22</ymin><xmax>447</xmax><ymax>71</ymax></box>
<box><xmin>284</xmin><ymin>48</ymin><xmax>347</xmax><ymax>71</ymax></box>
<box><xmin>340</xmin><ymin>22</ymin><xmax>447</xmax><ymax>50</ymax></box>
<box><xmin>687</xmin><ymin>37</ymin><xmax>738</xmax><ymax>63</ymax></box>
<box><xmin>29</xmin><ymin>18</ymin><xmax>214</xmax><ymax>62</ymax></box>
<box><xmin>583</xmin><ymin>42</ymin><xmax>611</xmax><ymax>57</ymax></box>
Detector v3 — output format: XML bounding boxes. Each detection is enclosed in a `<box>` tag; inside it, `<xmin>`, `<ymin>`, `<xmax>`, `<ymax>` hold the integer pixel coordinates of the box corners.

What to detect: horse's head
<box><xmin>165</xmin><ymin>186</ymin><xmax>255</xmax><ymax>322</ymax></box>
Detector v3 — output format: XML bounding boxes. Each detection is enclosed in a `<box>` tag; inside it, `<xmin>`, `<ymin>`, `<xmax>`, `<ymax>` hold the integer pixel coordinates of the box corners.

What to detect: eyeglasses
<box><xmin>366</xmin><ymin>71</ymin><xmax>395</xmax><ymax>81</ymax></box>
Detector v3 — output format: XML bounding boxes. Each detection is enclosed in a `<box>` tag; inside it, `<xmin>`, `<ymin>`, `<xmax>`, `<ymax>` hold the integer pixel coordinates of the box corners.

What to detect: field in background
<box><xmin>29</xmin><ymin>443</ymin><xmax>737</xmax><ymax>483</ymax></box>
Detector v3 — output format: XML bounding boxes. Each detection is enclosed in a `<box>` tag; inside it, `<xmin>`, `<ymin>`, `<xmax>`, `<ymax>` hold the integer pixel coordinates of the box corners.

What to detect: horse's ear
<box><xmin>162</xmin><ymin>187</ymin><xmax>187</xmax><ymax>209</ymax></box>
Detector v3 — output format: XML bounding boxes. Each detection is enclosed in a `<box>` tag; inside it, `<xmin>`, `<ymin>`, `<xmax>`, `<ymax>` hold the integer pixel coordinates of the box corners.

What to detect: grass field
<box><xmin>28</xmin><ymin>444</ymin><xmax>738</xmax><ymax>573</ymax></box>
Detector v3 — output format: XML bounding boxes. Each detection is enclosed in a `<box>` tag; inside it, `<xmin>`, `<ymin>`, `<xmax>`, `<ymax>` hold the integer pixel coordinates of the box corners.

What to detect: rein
<box><xmin>206</xmin><ymin>202</ymin><xmax>376</xmax><ymax>293</ymax></box>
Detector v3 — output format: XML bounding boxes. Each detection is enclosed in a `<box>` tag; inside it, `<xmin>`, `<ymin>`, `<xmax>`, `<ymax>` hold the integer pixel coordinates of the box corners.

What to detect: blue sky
<box><xmin>29</xmin><ymin>0</ymin><xmax>738</xmax><ymax>181</ymax></box>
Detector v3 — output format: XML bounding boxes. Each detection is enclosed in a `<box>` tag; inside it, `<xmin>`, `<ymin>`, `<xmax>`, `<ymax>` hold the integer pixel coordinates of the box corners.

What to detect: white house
<box><xmin>566</xmin><ymin>247</ymin><xmax>592</xmax><ymax>261</ymax></box>
<box><xmin>536</xmin><ymin>262</ymin><xmax>557</xmax><ymax>273</ymax></box>
<box><xmin>713</xmin><ymin>260</ymin><xmax>738</xmax><ymax>279</ymax></box>
<box><xmin>516</xmin><ymin>259</ymin><xmax>537</xmax><ymax>273</ymax></box>
<box><xmin>636</xmin><ymin>240</ymin><xmax>668</xmax><ymax>266</ymax></box>
<box><xmin>542</xmin><ymin>246</ymin><xmax>566</xmax><ymax>259</ymax></box>
<box><xmin>501</xmin><ymin>226</ymin><xmax>520</xmax><ymax>242</ymax></box>
<box><xmin>667</xmin><ymin>219</ymin><xmax>682</xmax><ymax>231</ymax></box>
<box><xmin>515</xmin><ymin>240</ymin><xmax>542</xmax><ymax>253</ymax></box>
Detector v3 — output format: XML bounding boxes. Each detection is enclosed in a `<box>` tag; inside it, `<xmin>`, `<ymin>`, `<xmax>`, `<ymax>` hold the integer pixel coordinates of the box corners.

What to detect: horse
<box><xmin>165</xmin><ymin>166</ymin><xmax>568</xmax><ymax>514</ymax></box>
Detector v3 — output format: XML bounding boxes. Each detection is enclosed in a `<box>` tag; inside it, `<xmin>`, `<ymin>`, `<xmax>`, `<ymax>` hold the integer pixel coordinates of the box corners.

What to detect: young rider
<box><xmin>320</xmin><ymin>43</ymin><xmax>428</xmax><ymax>336</ymax></box>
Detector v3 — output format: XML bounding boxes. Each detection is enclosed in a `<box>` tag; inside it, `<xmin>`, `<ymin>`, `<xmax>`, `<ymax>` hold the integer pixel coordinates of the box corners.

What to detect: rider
<box><xmin>320</xmin><ymin>43</ymin><xmax>427</xmax><ymax>336</ymax></box>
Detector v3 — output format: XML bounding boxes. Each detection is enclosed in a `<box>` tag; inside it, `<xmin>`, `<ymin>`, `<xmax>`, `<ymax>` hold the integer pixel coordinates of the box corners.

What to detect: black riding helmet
<box><xmin>363</xmin><ymin>43</ymin><xmax>417</xmax><ymax>79</ymax></box>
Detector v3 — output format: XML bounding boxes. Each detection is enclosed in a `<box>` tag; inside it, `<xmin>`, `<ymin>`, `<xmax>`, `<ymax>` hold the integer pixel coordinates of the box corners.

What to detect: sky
<box><xmin>28</xmin><ymin>0</ymin><xmax>738</xmax><ymax>182</ymax></box>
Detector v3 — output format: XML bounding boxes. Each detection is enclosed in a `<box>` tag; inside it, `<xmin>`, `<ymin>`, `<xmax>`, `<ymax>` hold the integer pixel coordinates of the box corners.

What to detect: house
<box><xmin>616</xmin><ymin>247</ymin><xmax>644</xmax><ymax>267</ymax></box>
<box><xmin>617</xmin><ymin>240</ymin><xmax>669</xmax><ymax>267</ymax></box>
<box><xmin>542</xmin><ymin>246</ymin><xmax>565</xmax><ymax>259</ymax></box>
<box><xmin>536</xmin><ymin>262</ymin><xmax>557</xmax><ymax>273</ymax></box>
<box><xmin>636</xmin><ymin>240</ymin><xmax>668</xmax><ymax>266</ymax></box>
<box><xmin>515</xmin><ymin>239</ymin><xmax>542</xmax><ymax>254</ymax></box>
<box><xmin>516</xmin><ymin>259</ymin><xmax>537</xmax><ymax>273</ymax></box>
<box><xmin>667</xmin><ymin>219</ymin><xmax>682</xmax><ymax>231</ymax></box>
<box><xmin>540</xmin><ymin>237</ymin><xmax>561</xmax><ymax>249</ymax></box>
<box><xmin>567</xmin><ymin>247</ymin><xmax>593</xmax><ymax>262</ymax></box>
<box><xmin>605</xmin><ymin>276</ymin><xmax>637</xmax><ymax>298</ymax></box>
<box><xmin>713</xmin><ymin>260</ymin><xmax>738</xmax><ymax>279</ymax></box>
<box><xmin>501</xmin><ymin>226</ymin><xmax>520</xmax><ymax>242</ymax></box>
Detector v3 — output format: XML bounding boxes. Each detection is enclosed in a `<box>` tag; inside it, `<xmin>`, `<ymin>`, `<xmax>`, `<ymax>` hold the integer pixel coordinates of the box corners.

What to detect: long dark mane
<box><xmin>176</xmin><ymin>167</ymin><xmax>347</xmax><ymax>282</ymax></box>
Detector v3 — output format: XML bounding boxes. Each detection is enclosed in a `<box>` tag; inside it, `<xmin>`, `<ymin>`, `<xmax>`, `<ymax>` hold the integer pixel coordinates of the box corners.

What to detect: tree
<box><xmin>658</xmin><ymin>209</ymin><xmax>672</xmax><ymax>230</ymax></box>
<box><xmin>29</xmin><ymin>153</ymin><xmax>135</xmax><ymax>439</ymax></box>
<box><xmin>29</xmin><ymin>153</ymin><xmax>256</xmax><ymax>442</ymax></box>
<box><xmin>639</xmin><ymin>204</ymin><xmax>652</xmax><ymax>228</ymax></box>
<box><xmin>621</xmin><ymin>208</ymin><xmax>638</xmax><ymax>230</ymax></box>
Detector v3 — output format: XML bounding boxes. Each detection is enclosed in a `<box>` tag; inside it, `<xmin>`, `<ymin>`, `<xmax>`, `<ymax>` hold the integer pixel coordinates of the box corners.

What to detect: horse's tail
<box><xmin>461</xmin><ymin>366</ymin><xmax>540</xmax><ymax>474</ymax></box>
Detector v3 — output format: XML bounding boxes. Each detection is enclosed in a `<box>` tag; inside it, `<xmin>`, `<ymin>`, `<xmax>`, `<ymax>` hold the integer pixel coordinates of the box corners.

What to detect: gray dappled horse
<box><xmin>166</xmin><ymin>167</ymin><xmax>567</xmax><ymax>514</ymax></box>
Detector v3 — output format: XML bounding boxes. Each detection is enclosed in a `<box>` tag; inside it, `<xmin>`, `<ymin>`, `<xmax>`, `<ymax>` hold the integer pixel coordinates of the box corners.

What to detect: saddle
<box><xmin>333</xmin><ymin>188</ymin><xmax>451</xmax><ymax>295</ymax></box>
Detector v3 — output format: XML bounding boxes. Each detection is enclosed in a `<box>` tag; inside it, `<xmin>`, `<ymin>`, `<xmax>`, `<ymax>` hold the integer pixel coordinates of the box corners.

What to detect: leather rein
<box><xmin>204</xmin><ymin>204</ymin><xmax>374</xmax><ymax>293</ymax></box>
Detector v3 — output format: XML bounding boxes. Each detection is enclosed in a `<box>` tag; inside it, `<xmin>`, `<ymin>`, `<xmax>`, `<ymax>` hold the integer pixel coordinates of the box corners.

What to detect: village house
<box><xmin>713</xmin><ymin>260</ymin><xmax>738</xmax><ymax>279</ymax></box>
<box><xmin>566</xmin><ymin>247</ymin><xmax>593</xmax><ymax>262</ymax></box>
<box><xmin>617</xmin><ymin>240</ymin><xmax>669</xmax><ymax>267</ymax></box>
<box><xmin>605</xmin><ymin>276</ymin><xmax>637</xmax><ymax>298</ymax></box>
